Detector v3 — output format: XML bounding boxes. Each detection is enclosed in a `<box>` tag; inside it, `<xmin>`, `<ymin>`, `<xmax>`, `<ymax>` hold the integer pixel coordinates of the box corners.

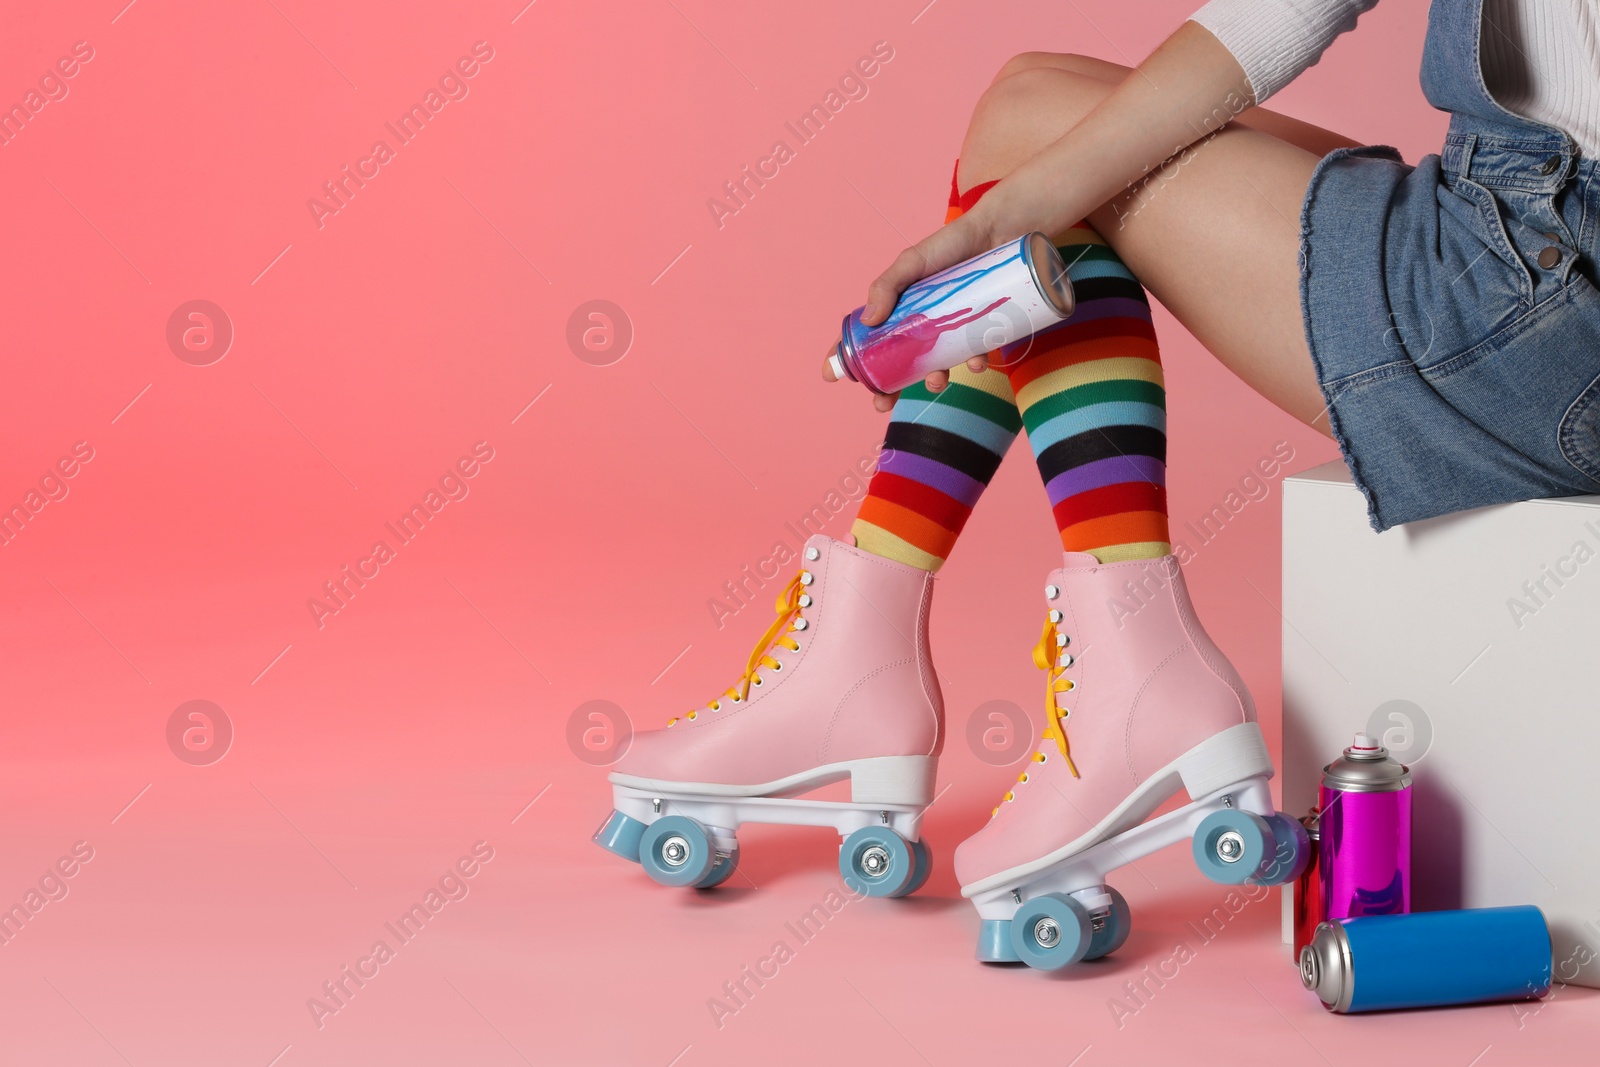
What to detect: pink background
<box><xmin>2</xmin><ymin>1</ymin><xmax>1593</xmax><ymax>1064</ymax></box>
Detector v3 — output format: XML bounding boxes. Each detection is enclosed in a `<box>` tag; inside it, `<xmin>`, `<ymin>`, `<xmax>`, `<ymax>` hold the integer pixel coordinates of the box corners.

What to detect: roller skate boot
<box><xmin>593</xmin><ymin>534</ymin><xmax>942</xmax><ymax>896</ymax></box>
<box><xmin>955</xmin><ymin>553</ymin><xmax>1309</xmax><ymax>969</ymax></box>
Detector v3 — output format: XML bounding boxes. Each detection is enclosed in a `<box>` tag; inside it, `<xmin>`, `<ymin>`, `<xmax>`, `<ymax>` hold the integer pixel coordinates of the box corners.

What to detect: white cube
<box><xmin>1281</xmin><ymin>461</ymin><xmax>1600</xmax><ymax>989</ymax></box>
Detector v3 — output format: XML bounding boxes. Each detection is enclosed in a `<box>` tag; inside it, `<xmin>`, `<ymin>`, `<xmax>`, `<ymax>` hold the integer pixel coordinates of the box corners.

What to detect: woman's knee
<box><xmin>991</xmin><ymin>51</ymin><xmax>1067</xmax><ymax>83</ymax></box>
<box><xmin>960</xmin><ymin>67</ymin><xmax>1109</xmax><ymax>185</ymax></box>
<box><xmin>990</xmin><ymin>51</ymin><xmax>1129</xmax><ymax>86</ymax></box>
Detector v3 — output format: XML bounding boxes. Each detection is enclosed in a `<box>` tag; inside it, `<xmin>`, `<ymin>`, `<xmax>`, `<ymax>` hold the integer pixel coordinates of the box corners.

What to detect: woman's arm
<box><xmin>856</xmin><ymin>21</ymin><xmax>1253</xmax><ymax>331</ymax></box>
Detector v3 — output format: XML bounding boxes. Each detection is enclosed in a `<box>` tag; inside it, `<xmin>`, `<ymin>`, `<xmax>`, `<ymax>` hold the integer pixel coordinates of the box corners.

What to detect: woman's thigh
<box><xmin>957</xmin><ymin>64</ymin><xmax>1340</xmax><ymax>430</ymax></box>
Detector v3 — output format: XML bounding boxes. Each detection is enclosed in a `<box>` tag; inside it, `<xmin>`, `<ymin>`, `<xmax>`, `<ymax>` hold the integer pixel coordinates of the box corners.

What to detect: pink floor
<box><xmin>5</xmin><ymin>581</ymin><xmax>1596</xmax><ymax>1066</ymax></box>
<box><xmin>7</xmin><ymin>759</ymin><xmax>1598</xmax><ymax>1067</ymax></box>
<box><xmin>5</xmin><ymin>0</ymin><xmax>1597</xmax><ymax>1064</ymax></box>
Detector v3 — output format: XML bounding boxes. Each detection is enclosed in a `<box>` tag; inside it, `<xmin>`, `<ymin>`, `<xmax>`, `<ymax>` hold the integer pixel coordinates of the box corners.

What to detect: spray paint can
<box><xmin>1292</xmin><ymin>809</ymin><xmax>1323</xmax><ymax>958</ymax></box>
<box><xmin>1319</xmin><ymin>733</ymin><xmax>1410</xmax><ymax>920</ymax></box>
<box><xmin>1300</xmin><ymin>906</ymin><xmax>1552</xmax><ymax>1013</ymax></box>
<box><xmin>827</xmin><ymin>232</ymin><xmax>1075</xmax><ymax>395</ymax></box>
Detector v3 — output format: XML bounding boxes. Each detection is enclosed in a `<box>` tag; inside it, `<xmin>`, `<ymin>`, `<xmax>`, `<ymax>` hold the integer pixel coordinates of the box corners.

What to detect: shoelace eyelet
<box><xmin>770</xmin><ymin>661</ymin><xmax>782</xmax><ymax>673</ymax></box>
<box><xmin>752</xmin><ymin>676</ymin><xmax>764</xmax><ymax>688</ymax></box>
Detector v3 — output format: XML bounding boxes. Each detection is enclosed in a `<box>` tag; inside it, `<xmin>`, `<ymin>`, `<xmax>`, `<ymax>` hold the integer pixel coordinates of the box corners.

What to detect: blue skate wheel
<box><xmin>1251</xmin><ymin>813</ymin><xmax>1310</xmax><ymax>887</ymax></box>
<box><xmin>1009</xmin><ymin>893</ymin><xmax>1093</xmax><ymax>970</ymax></box>
<box><xmin>839</xmin><ymin>827</ymin><xmax>915</xmax><ymax>898</ymax></box>
<box><xmin>977</xmin><ymin>919</ymin><xmax>1021</xmax><ymax>964</ymax></box>
<box><xmin>592</xmin><ymin>810</ymin><xmax>647</xmax><ymax>863</ymax></box>
<box><xmin>694</xmin><ymin>846</ymin><xmax>740</xmax><ymax>890</ymax></box>
<box><xmin>1193</xmin><ymin>809</ymin><xmax>1271</xmax><ymax>885</ymax></box>
<box><xmin>1083</xmin><ymin>886</ymin><xmax>1132</xmax><ymax>961</ymax></box>
<box><xmin>891</xmin><ymin>838</ymin><xmax>933</xmax><ymax>898</ymax></box>
<box><xmin>639</xmin><ymin>816</ymin><xmax>717</xmax><ymax>888</ymax></box>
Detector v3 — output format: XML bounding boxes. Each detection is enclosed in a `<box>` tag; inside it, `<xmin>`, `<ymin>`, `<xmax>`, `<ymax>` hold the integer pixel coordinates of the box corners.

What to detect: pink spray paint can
<box><xmin>827</xmin><ymin>232</ymin><xmax>1075</xmax><ymax>395</ymax></box>
<box><xmin>1319</xmin><ymin>733</ymin><xmax>1411</xmax><ymax>920</ymax></box>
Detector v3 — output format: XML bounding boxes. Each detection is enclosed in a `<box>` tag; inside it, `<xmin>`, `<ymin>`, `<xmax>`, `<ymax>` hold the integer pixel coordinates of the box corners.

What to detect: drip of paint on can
<box><xmin>830</xmin><ymin>232</ymin><xmax>1074</xmax><ymax>394</ymax></box>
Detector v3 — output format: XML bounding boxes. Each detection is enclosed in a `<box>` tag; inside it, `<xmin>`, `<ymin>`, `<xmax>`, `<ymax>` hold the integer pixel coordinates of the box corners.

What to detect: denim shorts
<box><xmin>1299</xmin><ymin>128</ymin><xmax>1600</xmax><ymax>531</ymax></box>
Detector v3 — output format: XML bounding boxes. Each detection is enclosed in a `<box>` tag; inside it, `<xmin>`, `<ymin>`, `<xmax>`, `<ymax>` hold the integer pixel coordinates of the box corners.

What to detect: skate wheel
<box><xmin>1083</xmin><ymin>886</ymin><xmax>1132</xmax><ymax>961</ymax></box>
<box><xmin>839</xmin><ymin>827</ymin><xmax>915</xmax><ymax>898</ymax></box>
<box><xmin>695</xmin><ymin>845</ymin><xmax>740</xmax><ymax>890</ymax></box>
<box><xmin>639</xmin><ymin>816</ymin><xmax>717</xmax><ymax>887</ymax></box>
<box><xmin>592</xmin><ymin>810</ymin><xmax>648</xmax><ymax>863</ymax></box>
<box><xmin>1009</xmin><ymin>893</ymin><xmax>1093</xmax><ymax>970</ymax></box>
<box><xmin>892</xmin><ymin>838</ymin><xmax>933</xmax><ymax>898</ymax></box>
<box><xmin>1193</xmin><ymin>809</ymin><xmax>1271</xmax><ymax>885</ymax></box>
<box><xmin>1251</xmin><ymin>813</ymin><xmax>1310</xmax><ymax>887</ymax></box>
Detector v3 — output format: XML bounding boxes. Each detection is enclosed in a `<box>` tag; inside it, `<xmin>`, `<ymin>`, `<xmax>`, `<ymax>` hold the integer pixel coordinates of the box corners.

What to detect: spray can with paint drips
<box><xmin>1319</xmin><ymin>733</ymin><xmax>1411</xmax><ymax>920</ymax></box>
<box><xmin>828</xmin><ymin>232</ymin><xmax>1075</xmax><ymax>395</ymax></box>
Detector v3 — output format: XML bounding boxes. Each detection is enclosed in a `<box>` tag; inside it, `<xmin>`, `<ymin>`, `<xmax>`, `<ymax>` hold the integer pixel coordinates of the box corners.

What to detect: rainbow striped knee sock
<box><xmin>850</xmin><ymin>168</ymin><xmax>1169</xmax><ymax>570</ymax></box>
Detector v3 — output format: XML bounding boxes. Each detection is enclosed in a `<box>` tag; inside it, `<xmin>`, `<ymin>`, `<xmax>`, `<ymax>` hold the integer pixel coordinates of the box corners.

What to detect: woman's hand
<box><xmin>821</xmin><ymin>22</ymin><xmax>1257</xmax><ymax>414</ymax></box>
<box><xmin>822</xmin><ymin>198</ymin><xmax>1016</xmax><ymax>412</ymax></box>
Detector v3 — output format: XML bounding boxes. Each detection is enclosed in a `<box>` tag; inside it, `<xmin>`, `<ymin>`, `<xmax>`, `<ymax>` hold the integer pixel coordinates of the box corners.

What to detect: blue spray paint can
<box><xmin>1300</xmin><ymin>906</ymin><xmax>1551</xmax><ymax>1013</ymax></box>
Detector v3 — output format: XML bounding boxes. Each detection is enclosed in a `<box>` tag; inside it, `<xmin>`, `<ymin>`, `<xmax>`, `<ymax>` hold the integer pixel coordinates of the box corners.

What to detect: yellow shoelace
<box><xmin>995</xmin><ymin>611</ymin><xmax>1079</xmax><ymax>813</ymax></box>
<box><xmin>666</xmin><ymin>570</ymin><xmax>810</xmax><ymax>727</ymax></box>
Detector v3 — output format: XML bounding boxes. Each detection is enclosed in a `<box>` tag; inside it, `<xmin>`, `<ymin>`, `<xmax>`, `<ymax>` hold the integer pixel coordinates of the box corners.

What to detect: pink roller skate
<box><xmin>593</xmin><ymin>535</ymin><xmax>943</xmax><ymax>896</ymax></box>
<box><xmin>955</xmin><ymin>553</ymin><xmax>1308</xmax><ymax>969</ymax></box>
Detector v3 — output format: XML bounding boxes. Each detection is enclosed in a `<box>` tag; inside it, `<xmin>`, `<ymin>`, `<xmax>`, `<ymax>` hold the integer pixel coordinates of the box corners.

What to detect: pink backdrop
<box><xmin>4</xmin><ymin>1</ymin><xmax>1592</xmax><ymax>1064</ymax></box>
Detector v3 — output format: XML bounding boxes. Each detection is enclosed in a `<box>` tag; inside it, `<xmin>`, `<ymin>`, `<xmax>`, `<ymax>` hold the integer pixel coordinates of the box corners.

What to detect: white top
<box><xmin>1190</xmin><ymin>0</ymin><xmax>1600</xmax><ymax>154</ymax></box>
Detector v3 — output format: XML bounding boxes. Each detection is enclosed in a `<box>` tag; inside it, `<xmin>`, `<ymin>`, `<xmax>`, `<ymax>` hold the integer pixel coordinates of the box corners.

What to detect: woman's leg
<box><xmin>950</xmin><ymin>173</ymin><xmax>1175</xmax><ymax>563</ymax></box>
<box><xmin>850</xmin><ymin>175</ymin><xmax>1027</xmax><ymax>571</ymax></box>
<box><xmin>958</xmin><ymin>58</ymin><xmax>1348</xmax><ymax>432</ymax></box>
<box><xmin>851</xmin><ymin>364</ymin><xmax>1023</xmax><ymax>571</ymax></box>
<box><xmin>852</xmin><ymin>174</ymin><xmax>1173</xmax><ymax>569</ymax></box>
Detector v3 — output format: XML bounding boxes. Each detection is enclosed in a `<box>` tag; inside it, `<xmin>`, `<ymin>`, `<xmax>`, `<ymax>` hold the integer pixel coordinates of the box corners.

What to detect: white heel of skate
<box><xmin>594</xmin><ymin>755</ymin><xmax>936</xmax><ymax>896</ymax></box>
<box><xmin>967</xmin><ymin>724</ymin><xmax>1310</xmax><ymax>969</ymax></box>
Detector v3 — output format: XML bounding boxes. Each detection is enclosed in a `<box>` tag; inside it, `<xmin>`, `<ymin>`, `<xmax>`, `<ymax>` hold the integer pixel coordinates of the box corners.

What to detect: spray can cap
<box><xmin>1321</xmin><ymin>731</ymin><xmax>1412</xmax><ymax>793</ymax></box>
<box><xmin>825</xmin><ymin>350</ymin><xmax>849</xmax><ymax>384</ymax></box>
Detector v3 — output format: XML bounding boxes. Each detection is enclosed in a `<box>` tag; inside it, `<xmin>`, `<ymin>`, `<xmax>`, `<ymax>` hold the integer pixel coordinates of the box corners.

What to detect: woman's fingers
<box><xmin>826</xmin><ymin>210</ymin><xmax>998</xmax><ymax>409</ymax></box>
<box><xmin>966</xmin><ymin>354</ymin><xmax>990</xmax><ymax>373</ymax></box>
<box><xmin>861</xmin><ymin>247</ymin><xmax>933</xmax><ymax>327</ymax></box>
<box><xmin>859</xmin><ymin>216</ymin><xmax>991</xmax><ymax>327</ymax></box>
